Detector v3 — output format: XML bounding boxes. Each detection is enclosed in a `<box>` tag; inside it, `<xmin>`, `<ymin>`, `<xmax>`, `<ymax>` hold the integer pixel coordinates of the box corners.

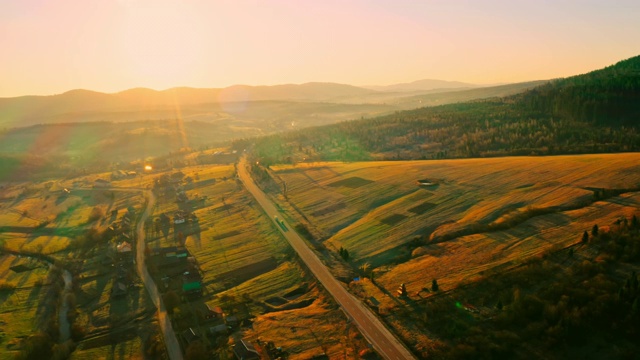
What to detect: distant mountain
<box><xmin>0</xmin><ymin>82</ymin><xmax>377</xmax><ymax>128</ymax></box>
<box><xmin>365</xmin><ymin>79</ymin><xmax>479</xmax><ymax>92</ymax></box>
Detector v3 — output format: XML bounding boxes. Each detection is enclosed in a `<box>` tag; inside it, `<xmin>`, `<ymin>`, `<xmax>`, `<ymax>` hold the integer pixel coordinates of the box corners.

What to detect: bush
<box><xmin>87</xmin><ymin>206</ymin><xmax>105</xmax><ymax>222</ymax></box>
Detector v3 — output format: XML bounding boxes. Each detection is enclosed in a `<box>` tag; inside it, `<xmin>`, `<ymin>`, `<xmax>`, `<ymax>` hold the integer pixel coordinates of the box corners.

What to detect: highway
<box><xmin>237</xmin><ymin>157</ymin><xmax>416</xmax><ymax>360</ymax></box>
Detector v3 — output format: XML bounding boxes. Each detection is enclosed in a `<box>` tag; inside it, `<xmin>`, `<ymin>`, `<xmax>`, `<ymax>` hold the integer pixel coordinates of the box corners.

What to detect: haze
<box><xmin>2</xmin><ymin>0</ymin><xmax>640</xmax><ymax>97</ymax></box>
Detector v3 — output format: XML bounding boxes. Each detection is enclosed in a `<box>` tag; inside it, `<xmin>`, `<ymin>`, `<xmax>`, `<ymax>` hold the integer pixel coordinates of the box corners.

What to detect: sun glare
<box><xmin>120</xmin><ymin>1</ymin><xmax>204</xmax><ymax>87</ymax></box>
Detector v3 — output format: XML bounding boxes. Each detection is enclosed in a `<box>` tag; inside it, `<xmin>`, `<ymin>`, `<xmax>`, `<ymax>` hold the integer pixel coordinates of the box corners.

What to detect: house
<box><xmin>182</xmin><ymin>328</ymin><xmax>200</xmax><ymax>345</ymax></box>
<box><xmin>117</xmin><ymin>241</ymin><xmax>132</xmax><ymax>253</ymax></box>
<box><xmin>111</xmin><ymin>281</ymin><xmax>128</xmax><ymax>298</ymax></box>
<box><xmin>116</xmin><ymin>241</ymin><xmax>133</xmax><ymax>263</ymax></box>
<box><xmin>209</xmin><ymin>324</ymin><xmax>229</xmax><ymax>336</ymax></box>
<box><xmin>225</xmin><ymin>315</ymin><xmax>239</xmax><ymax>327</ymax></box>
<box><xmin>182</xmin><ymin>272</ymin><xmax>203</xmax><ymax>298</ymax></box>
<box><xmin>197</xmin><ymin>303</ymin><xmax>223</xmax><ymax>320</ymax></box>
<box><xmin>233</xmin><ymin>339</ymin><xmax>260</xmax><ymax>360</ymax></box>
<box><xmin>209</xmin><ymin>304</ymin><xmax>224</xmax><ymax>319</ymax></box>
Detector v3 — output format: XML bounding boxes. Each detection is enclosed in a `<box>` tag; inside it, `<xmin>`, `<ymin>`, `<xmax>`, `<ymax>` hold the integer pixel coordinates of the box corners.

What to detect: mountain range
<box><xmin>0</xmin><ymin>79</ymin><xmax>500</xmax><ymax>128</ymax></box>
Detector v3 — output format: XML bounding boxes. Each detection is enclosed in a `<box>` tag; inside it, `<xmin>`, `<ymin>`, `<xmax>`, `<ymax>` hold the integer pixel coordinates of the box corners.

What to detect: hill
<box><xmin>365</xmin><ymin>78</ymin><xmax>478</xmax><ymax>92</ymax></box>
<box><xmin>0</xmin><ymin>83</ymin><xmax>377</xmax><ymax>128</ymax></box>
<box><xmin>263</xmin><ymin>154</ymin><xmax>640</xmax><ymax>358</ymax></box>
<box><xmin>247</xmin><ymin>55</ymin><xmax>640</xmax><ymax>164</ymax></box>
<box><xmin>0</xmin><ymin>80</ymin><xmax>545</xmax><ymax>130</ymax></box>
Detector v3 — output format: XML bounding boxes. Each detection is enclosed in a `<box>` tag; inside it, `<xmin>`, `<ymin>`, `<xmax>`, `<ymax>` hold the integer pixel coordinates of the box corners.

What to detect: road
<box><xmin>237</xmin><ymin>157</ymin><xmax>416</xmax><ymax>360</ymax></box>
<box><xmin>135</xmin><ymin>191</ymin><xmax>184</xmax><ymax>360</ymax></box>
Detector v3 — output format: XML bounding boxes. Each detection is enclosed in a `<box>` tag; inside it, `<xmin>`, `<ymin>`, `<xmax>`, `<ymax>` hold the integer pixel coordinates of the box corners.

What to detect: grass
<box><xmin>225</xmin><ymin>261</ymin><xmax>370</xmax><ymax>359</ymax></box>
<box><xmin>0</xmin><ymin>254</ymin><xmax>52</xmax><ymax>360</ymax></box>
<box><xmin>1</xmin><ymin>233</ymin><xmax>72</xmax><ymax>256</ymax></box>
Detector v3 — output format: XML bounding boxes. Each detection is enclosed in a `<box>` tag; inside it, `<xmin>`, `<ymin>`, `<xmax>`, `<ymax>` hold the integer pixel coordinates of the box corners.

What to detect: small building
<box><xmin>117</xmin><ymin>241</ymin><xmax>132</xmax><ymax>254</ymax></box>
<box><xmin>233</xmin><ymin>338</ymin><xmax>260</xmax><ymax>360</ymax></box>
<box><xmin>225</xmin><ymin>315</ymin><xmax>239</xmax><ymax>327</ymax></box>
<box><xmin>182</xmin><ymin>328</ymin><xmax>200</xmax><ymax>345</ymax></box>
<box><xmin>197</xmin><ymin>303</ymin><xmax>223</xmax><ymax>320</ymax></box>
<box><xmin>210</xmin><ymin>324</ymin><xmax>229</xmax><ymax>336</ymax></box>
<box><xmin>183</xmin><ymin>272</ymin><xmax>203</xmax><ymax>298</ymax></box>
<box><xmin>210</xmin><ymin>304</ymin><xmax>224</xmax><ymax>319</ymax></box>
<box><xmin>111</xmin><ymin>281</ymin><xmax>128</xmax><ymax>298</ymax></box>
<box><xmin>116</xmin><ymin>241</ymin><xmax>133</xmax><ymax>263</ymax></box>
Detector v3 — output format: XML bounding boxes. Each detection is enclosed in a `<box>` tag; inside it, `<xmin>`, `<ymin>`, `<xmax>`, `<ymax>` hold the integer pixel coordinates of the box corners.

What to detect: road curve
<box><xmin>237</xmin><ymin>157</ymin><xmax>416</xmax><ymax>360</ymax></box>
<box><xmin>135</xmin><ymin>191</ymin><xmax>184</xmax><ymax>360</ymax></box>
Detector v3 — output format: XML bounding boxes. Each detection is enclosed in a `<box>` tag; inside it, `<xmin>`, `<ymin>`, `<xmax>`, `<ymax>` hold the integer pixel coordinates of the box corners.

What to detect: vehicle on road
<box><xmin>274</xmin><ymin>216</ymin><xmax>288</xmax><ymax>232</ymax></box>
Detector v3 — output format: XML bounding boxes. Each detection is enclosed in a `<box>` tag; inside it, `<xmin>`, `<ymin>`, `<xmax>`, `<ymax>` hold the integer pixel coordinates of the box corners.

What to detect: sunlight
<box><xmin>120</xmin><ymin>0</ymin><xmax>204</xmax><ymax>86</ymax></box>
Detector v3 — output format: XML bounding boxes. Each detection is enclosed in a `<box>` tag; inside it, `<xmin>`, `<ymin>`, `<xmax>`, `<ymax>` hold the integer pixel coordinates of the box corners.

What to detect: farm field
<box><xmin>143</xmin><ymin>162</ymin><xmax>367</xmax><ymax>358</ymax></box>
<box><xmin>270</xmin><ymin>153</ymin><xmax>640</xmax><ymax>301</ymax></box>
<box><xmin>0</xmin><ymin>177</ymin><xmax>160</xmax><ymax>358</ymax></box>
<box><xmin>0</xmin><ymin>254</ymin><xmax>52</xmax><ymax>360</ymax></box>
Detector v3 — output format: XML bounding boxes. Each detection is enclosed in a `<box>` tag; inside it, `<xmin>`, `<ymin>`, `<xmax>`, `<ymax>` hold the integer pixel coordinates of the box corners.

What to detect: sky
<box><xmin>1</xmin><ymin>0</ymin><xmax>639</xmax><ymax>97</ymax></box>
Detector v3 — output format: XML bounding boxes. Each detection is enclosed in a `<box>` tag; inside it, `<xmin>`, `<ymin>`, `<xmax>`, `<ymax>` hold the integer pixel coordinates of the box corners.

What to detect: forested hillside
<box><xmin>244</xmin><ymin>56</ymin><xmax>640</xmax><ymax>164</ymax></box>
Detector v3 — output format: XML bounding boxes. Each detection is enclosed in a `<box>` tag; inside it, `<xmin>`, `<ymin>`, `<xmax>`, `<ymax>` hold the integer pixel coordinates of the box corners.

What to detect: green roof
<box><xmin>183</xmin><ymin>282</ymin><xmax>201</xmax><ymax>291</ymax></box>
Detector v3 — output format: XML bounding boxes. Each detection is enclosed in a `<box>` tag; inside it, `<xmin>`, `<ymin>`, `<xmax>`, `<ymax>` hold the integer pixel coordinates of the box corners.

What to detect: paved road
<box><xmin>237</xmin><ymin>157</ymin><xmax>416</xmax><ymax>360</ymax></box>
<box><xmin>135</xmin><ymin>191</ymin><xmax>184</xmax><ymax>360</ymax></box>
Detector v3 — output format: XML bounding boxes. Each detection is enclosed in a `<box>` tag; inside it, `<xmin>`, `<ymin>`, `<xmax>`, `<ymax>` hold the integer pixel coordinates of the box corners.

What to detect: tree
<box><xmin>398</xmin><ymin>283</ymin><xmax>408</xmax><ymax>297</ymax></box>
<box><xmin>497</xmin><ymin>300</ymin><xmax>503</xmax><ymax>310</ymax></box>
<box><xmin>360</xmin><ymin>262</ymin><xmax>370</xmax><ymax>278</ymax></box>
<box><xmin>592</xmin><ymin>224</ymin><xmax>599</xmax><ymax>237</ymax></box>
<box><xmin>185</xmin><ymin>340</ymin><xmax>209</xmax><ymax>360</ymax></box>
<box><xmin>17</xmin><ymin>332</ymin><xmax>53</xmax><ymax>360</ymax></box>
<box><xmin>339</xmin><ymin>247</ymin><xmax>350</xmax><ymax>261</ymax></box>
<box><xmin>432</xmin><ymin>279</ymin><xmax>439</xmax><ymax>292</ymax></box>
<box><xmin>163</xmin><ymin>291</ymin><xmax>180</xmax><ymax>314</ymax></box>
<box><xmin>582</xmin><ymin>230</ymin><xmax>589</xmax><ymax>243</ymax></box>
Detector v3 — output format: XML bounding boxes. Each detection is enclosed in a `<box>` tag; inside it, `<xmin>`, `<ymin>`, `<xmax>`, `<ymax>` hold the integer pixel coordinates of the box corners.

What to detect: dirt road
<box><xmin>135</xmin><ymin>191</ymin><xmax>184</xmax><ymax>360</ymax></box>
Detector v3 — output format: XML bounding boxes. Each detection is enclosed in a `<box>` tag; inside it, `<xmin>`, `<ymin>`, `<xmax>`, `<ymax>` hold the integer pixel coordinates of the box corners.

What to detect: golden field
<box><xmin>271</xmin><ymin>153</ymin><xmax>640</xmax><ymax>300</ymax></box>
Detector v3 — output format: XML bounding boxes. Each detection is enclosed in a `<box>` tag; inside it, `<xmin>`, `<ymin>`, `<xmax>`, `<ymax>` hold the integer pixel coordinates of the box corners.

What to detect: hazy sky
<box><xmin>1</xmin><ymin>0</ymin><xmax>639</xmax><ymax>97</ymax></box>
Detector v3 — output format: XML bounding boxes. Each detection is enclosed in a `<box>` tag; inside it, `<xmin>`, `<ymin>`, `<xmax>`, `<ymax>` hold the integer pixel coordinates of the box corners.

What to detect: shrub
<box><xmin>87</xmin><ymin>206</ymin><xmax>105</xmax><ymax>222</ymax></box>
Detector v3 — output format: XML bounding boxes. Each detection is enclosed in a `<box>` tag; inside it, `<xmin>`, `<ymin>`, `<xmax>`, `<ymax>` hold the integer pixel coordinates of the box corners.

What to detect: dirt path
<box><xmin>135</xmin><ymin>190</ymin><xmax>184</xmax><ymax>360</ymax></box>
<box><xmin>59</xmin><ymin>269</ymin><xmax>73</xmax><ymax>341</ymax></box>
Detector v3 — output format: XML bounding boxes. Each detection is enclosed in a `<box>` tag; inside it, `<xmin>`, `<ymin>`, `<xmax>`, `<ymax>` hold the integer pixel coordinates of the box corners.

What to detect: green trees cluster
<box><xmin>338</xmin><ymin>246</ymin><xmax>350</xmax><ymax>261</ymax></box>
<box><xmin>424</xmin><ymin>213</ymin><xmax>640</xmax><ymax>359</ymax></box>
<box><xmin>244</xmin><ymin>56</ymin><xmax>640</xmax><ymax>165</ymax></box>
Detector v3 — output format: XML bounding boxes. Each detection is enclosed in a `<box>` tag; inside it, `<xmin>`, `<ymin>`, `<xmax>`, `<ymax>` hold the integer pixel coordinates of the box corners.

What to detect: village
<box><xmin>100</xmin><ymin>165</ymin><xmax>270</xmax><ymax>359</ymax></box>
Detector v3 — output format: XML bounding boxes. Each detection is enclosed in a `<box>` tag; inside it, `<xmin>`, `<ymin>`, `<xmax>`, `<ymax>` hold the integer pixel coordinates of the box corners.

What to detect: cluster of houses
<box><xmin>106</xmin><ymin>209</ymin><xmax>137</xmax><ymax>298</ymax></box>
<box><xmin>179</xmin><ymin>302</ymin><xmax>260</xmax><ymax>360</ymax></box>
<box><xmin>151</xmin><ymin>246</ymin><xmax>203</xmax><ymax>299</ymax></box>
